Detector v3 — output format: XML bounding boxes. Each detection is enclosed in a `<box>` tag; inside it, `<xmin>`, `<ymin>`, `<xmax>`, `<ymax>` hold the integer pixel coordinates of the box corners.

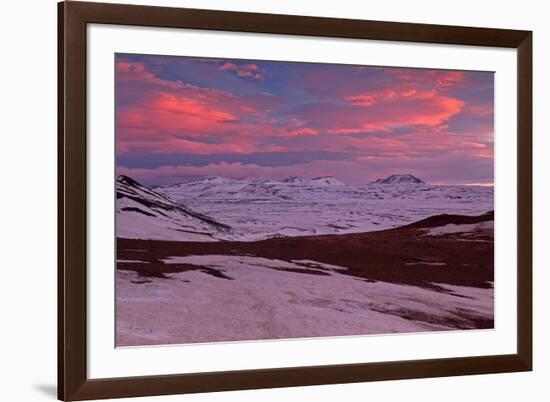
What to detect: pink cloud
<box><xmin>345</xmin><ymin>89</ymin><xmax>433</xmax><ymax>106</ymax></box>
<box><xmin>219</xmin><ymin>62</ymin><xmax>264</xmax><ymax>80</ymax></box>
<box><xmin>464</xmin><ymin>103</ymin><xmax>494</xmax><ymax>117</ymax></box>
<box><xmin>396</xmin><ymin>69</ymin><xmax>465</xmax><ymax>90</ymax></box>
<box><xmin>281</xmin><ymin>127</ymin><xmax>319</xmax><ymax>137</ymax></box>
<box><xmin>152</xmin><ymin>93</ymin><xmax>238</xmax><ymax>122</ymax></box>
<box><xmin>116</xmin><ymin>61</ymin><xmax>285</xmax><ymax>154</ymax></box>
<box><xmin>117</xmin><ymin>61</ymin><xmax>183</xmax><ymax>90</ymax></box>
<box><xmin>117</xmin><ymin>61</ymin><xmax>151</xmax><ymax>80</ymax></box>
<box><xmin>435</xmin><ymin>71</ymin><xmax>465</xmax><ymax>89</ymax></box>
<box><xmin>344</xmin><ymin>95</ymin><xmax>377</xmax><ymax>106</ymax></box>
<box><xmin>294</xmin><ymin>92</ymin><xmax>464</xmax><ymax>135</ymax></box>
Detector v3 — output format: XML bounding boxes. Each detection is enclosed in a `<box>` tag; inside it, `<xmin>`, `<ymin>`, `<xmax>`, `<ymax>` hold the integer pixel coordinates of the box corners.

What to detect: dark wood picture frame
<box><xmin>58</xmin><ymin>1</ymin><xmax>532</xmax><ymax>400</ymax></box>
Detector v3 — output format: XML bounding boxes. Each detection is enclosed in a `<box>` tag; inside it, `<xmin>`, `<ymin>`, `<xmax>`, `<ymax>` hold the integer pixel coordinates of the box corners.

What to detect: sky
<box><xmin>116</xmin><ymin>53</ymin><xmax>494</xmax><ymax>186</ymax></box>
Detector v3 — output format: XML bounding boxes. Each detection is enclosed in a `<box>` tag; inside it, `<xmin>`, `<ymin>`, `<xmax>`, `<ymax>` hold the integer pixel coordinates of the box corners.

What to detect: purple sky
<box><xmin>116</xmin><ymin>54</ymin><xmax>494</xmax><ymax>186</ymax></box>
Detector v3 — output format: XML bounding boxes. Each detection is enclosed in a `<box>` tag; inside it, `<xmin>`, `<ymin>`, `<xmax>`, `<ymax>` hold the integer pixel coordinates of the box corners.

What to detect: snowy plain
<box><xmin>151</xmin><ymin>175</ymin><xmax>494</xmax><ymax>241</ymax></box>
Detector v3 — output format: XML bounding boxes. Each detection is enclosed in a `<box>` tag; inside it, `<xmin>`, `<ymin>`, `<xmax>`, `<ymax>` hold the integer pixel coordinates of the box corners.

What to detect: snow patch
<box><xmin>425</xmin><ymin>221</ymin><xmax>494</xmax><ymax>236</ymax></box>
<box><xmin>117</xmin><ymin>254</ymin><xmax>494</xmax><ymax>346</ymax></box>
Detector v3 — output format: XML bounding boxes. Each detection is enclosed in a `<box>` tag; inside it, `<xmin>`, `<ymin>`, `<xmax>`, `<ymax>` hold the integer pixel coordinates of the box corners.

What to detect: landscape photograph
<box><xmin>115</xmin><ymin>54</ymin><xmax>495</xmax><ymax>347</ymax></box>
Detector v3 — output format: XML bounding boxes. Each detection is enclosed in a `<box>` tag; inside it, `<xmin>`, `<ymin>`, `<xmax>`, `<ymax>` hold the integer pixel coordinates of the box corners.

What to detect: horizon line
<box><xmin>117</xmin><ymin>173</ymin><xmax>494</xmax><ymax>188</ymax></box>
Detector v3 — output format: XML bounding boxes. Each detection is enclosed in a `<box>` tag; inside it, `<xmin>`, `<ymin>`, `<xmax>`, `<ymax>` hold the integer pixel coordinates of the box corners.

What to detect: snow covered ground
<box><xmin>117</xmin><ymin>254</ymin><xmax>493</xmax><ymax>346</ymax></box>
<box><xmin>154</xmin><ymin>175</ymin><xmax>493</xmax><ymax>241</ymax></box>
<box><xmin>115</xmin><ymin>174</ymin><xmax>494</xmax><ymax>346</ymax></box>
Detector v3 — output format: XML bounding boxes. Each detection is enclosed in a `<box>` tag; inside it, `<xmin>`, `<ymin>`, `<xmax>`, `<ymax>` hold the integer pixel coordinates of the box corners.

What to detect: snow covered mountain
<box><xmin>154</xmin><ymin>176</ymin><xmax>248</xmax><ymax>200</ymax></box>
<box><xmin>308</xmin><ymin>176</ymin><xmax>345</xmax><ymax>186</ymax></box>
<box><xmin>281</xmin><ymin>176</ymin><xmax>307</xmax><ymax>185</ymax></box>
<box><xmin>153</xmin><ymin>174</ymin><xmax>493</xmax><ymax>241</ymax></box>
<box><xmin>372</xmin><ymin>174</ymin><xmax>425</xmax><ymax>184</ymax></box>
<box><xmin>116</xmin><ymin>175</ymin><xmax>230</xmax><ymax>241</ymax></box>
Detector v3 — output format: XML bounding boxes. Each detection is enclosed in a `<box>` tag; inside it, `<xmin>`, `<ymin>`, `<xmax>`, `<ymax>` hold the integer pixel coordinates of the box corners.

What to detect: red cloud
<box><xmin>116</xmin><ymin>60</ymin><xmax>283</xmax><ymax>153</ymax></box>
<box><xmin>340</xmin><ymin>72</ymin><xmax>464</xmax><ymax>132</ymax></box>
<box><xmin>435</xmin><ymin>71</ymin><xmax>465</xmax><ymax>89</ymax></box>
<box><xmin>152</xmin><ymin>93</ymin><xmax>238</xmax><ymax>122</ymax></box>
<box><xmin>296</xmin><ymin>91</ymin><xmax>464</xmax><ymax>135</ymax></box>
<box><xmin>396</xmin><ymin>69</ymin><xmax>465</xmax><ymax>90</ymax></box>
<box><xmin>345</xmin><ymin>88</ymin><xmax>422</xmax><ymax>106</ymax></box>
<box><xmin>345</xmin><ymin>95</ymin><xmax>376</xmax><ymax>106</ymax></box>
<box><xmin>399</xmin><ymin>94</ymin><xmax>464</xmax><ymax>126</ymax></box>
<box><xmin>117</xmin><ymin>61</ymin><xmax>151</xmax><ymax>80</ymax></box>
<box><xmin>465</xmin><ymin>103</ymin><xmax>494</xmax><ymax>117</ymax></box>
<box><xmin>116</xmin><ymin>61</ymin><xmax>182</xmax><ymax>91</ymax></box>
<box><xmin>219</xmin><ymin>62</ymin><xmax>264</xmax><ymax>80</ymax></box>
<box><xmin>282</xmin><ymin>127</ymin><xmax>319</xmax><ymax>137</ymax></box>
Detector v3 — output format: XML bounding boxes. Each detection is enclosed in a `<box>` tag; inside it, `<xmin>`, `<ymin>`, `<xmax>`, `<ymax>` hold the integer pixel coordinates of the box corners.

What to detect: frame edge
<box><xmin>516</xmin><ymin>31</ymin><xmax>533</xmax><ymax>371</ymax></box>
<box><xmin>57</xmin><ymin>1</ymin><xmax>65</xmax><ymax>400</ymax></box>
<box><xmin>59</xmin><ymin>1</ymin><xmax>89</xmax><ymax>400</ymax></box>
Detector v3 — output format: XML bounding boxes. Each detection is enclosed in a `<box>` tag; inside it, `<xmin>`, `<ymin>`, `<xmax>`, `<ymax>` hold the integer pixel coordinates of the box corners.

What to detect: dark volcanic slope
<box><xmin>118</xmin><ymin>212</ymin><xmax>494</xmax><ymax>291</ymax></box>
<box><xmin>402</xmin><ymin>210</ymin><xmax>493</xmax><ymax>229</ymax></box>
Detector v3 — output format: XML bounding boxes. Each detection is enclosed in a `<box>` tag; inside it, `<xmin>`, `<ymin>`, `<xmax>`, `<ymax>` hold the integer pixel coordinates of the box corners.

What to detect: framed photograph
<box><xmin>58</xmin><ymin>1</ymin><xmax>532</xmax><ymax>400</ymax></box>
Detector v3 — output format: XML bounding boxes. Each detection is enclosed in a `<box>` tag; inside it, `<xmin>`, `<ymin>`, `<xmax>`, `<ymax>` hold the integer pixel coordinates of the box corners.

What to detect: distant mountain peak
<box><xmin>282</xmin><ymin>176</ymin><xmax>306</xmax><ymax>184</ymax></box>
<box><xmin>201</xmin><ymin>175</ymin><xmax>234</xmax><ymax>183</ymax></box>
<box><xmin>372</xmin><ymin>174</ymin><xmax>425</xmax><ymax>185</ymax></box>
<box><xmin>309</xmin><ymin>176</ymin><xmax>345</xmax><ymax>186</ymax></box>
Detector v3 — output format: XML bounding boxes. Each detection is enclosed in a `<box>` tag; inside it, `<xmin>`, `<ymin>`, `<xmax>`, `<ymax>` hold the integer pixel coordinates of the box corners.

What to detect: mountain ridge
<box><xmin>372</xmin><ymin>174</ymin><xmax>425</xmax><ymax>185</ymax></box>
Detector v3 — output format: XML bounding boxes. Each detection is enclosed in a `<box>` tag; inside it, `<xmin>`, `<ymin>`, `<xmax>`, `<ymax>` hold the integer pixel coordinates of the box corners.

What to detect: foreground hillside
<box><xmin>116</xmin><ymin>211</ymin><xmax>494</xmax><ymax>346</ymax></box>
<box><xmin>116</xmin><ymin>175</ymin><xmax>230</xmax><ymax>241</ymax></box>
